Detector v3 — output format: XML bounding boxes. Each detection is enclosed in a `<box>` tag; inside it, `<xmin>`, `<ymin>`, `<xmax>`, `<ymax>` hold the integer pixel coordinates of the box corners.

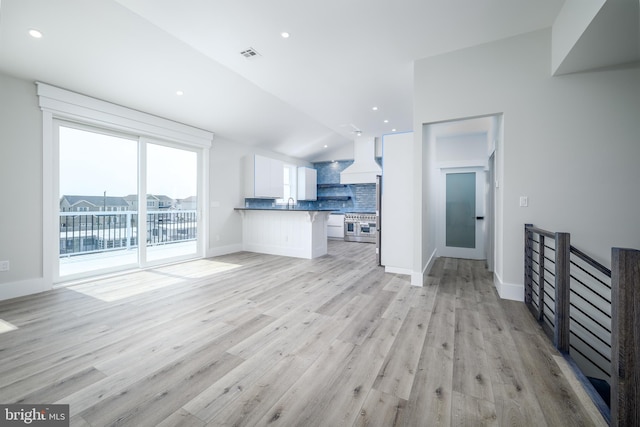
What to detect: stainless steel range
<box><xmin>344</xmin><ymin>212</ymin><xmax>377</xmax><ymax>243</ymax></box>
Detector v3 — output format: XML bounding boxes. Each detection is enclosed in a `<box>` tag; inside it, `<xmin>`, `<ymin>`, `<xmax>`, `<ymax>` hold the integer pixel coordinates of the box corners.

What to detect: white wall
<box><xmin>414</xmin><ymin>29</ymin><xmax>640</xmax><ymax>298</ymax></box>
<box><xmin>0</xmin><ymin>73</ymin><xmax>44</xmax><ymax>296</ymax></box>
<box><xmin>435</xmin><ymin>132</ymin><xmax>487</xmax><ymax>167</ymax></box>
<box><xmin>381</xmin><ymin>132</ymin><xmax>413</xmax><ymax>275</ymax></box>
<box><xmin>552</xmin><ymin>0</ymin><xmax>606</xmax><ymax>74</ymax></box>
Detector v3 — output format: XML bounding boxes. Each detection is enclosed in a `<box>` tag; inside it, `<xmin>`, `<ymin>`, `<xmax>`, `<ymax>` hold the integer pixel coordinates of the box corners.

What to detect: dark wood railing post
<box><xmin>611</xmin><ymin>248</ymin><xmax>640</xmax><ymax>427</ymax></box>
<box><xmin>524</xmin><ymin>224</ymin><xmax>533</xmax><ymax>305</ymax></box>
<box><xmin>554</xmin><ymin>232</ymin><xmax>570</xmax><ymax>353</ymax></box>
<box><xmin>538</xmin><ymin>234</ymin><xmax>545</xmax><ymax>322</ymax></box>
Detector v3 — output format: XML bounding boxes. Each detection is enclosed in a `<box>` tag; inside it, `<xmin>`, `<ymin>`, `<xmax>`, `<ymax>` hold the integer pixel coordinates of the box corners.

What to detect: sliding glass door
<box><xmin>56</xmin><ymin>122</ymin><xmax>201</xmax><ymax>281</ymax></box>
<box><xmin>145</xmin><ymin>142</ymin><xmax>198</xmax><ymax>263</ymax></box>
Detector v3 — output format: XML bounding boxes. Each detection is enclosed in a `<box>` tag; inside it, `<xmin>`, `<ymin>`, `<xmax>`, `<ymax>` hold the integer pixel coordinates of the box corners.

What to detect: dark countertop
<box><xmin>234</xmin><ymin>207</ymin><xmax>336</xmax><ymax>212</ymax></box>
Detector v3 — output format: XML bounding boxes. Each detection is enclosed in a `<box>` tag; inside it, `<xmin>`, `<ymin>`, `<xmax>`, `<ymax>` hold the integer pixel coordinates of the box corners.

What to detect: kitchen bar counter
<box><xmin>234</xmin><ymin>208</ymin><xmax>333</xmax><ymax>259</ymax></box>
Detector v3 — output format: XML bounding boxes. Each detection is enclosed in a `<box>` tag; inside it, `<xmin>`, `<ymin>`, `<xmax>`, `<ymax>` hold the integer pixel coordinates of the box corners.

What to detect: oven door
<box><xmin>344</xmin><ymin>220</ymin><xmax>358</xmax><ymax>241</ymax></box>
<box><xmin>359</xmin><ymin>222</ymin><xmax>372</xmax><ymax>235</ymax></box>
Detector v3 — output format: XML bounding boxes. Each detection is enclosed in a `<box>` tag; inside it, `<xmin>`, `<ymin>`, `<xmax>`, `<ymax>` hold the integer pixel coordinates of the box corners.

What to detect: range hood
<box><xmin>340</xmin><ymin>137</ymin><xmax>382</xmax><ymax>184</ymax></box>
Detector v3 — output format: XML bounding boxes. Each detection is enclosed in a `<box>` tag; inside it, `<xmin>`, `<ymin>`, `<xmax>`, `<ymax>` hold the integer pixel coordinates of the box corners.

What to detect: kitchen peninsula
<box><xmin>234</xmin><ymin>208</ymin><xmax>333</xmax><ymax>259</ymax></box>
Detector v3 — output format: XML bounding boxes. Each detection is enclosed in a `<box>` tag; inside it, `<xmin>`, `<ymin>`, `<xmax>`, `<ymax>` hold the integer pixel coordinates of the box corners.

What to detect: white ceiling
<box><xmin>0</xmin><ymin>0</ymin><xmax>565</xmax><ymax>161</ymax></box>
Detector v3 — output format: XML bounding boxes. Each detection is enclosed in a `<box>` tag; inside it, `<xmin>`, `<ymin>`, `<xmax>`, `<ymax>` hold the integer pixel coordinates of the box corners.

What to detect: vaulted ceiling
<box><xmin>0</xmin><ymin>0</ymin><xmax>566</xmax><ymax>160</ymax></box>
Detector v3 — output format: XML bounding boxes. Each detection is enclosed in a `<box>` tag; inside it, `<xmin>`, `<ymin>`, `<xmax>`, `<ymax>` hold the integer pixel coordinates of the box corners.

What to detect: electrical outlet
<box><xmin>0</xmin><ymin>260</ymin><xmax>9</xmax><ymax>272</ymax></box>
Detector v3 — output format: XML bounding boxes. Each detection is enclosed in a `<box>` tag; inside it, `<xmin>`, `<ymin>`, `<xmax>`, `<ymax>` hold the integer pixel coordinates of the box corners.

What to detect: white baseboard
<box><xmin>425</xmin><ymin>249</ymin><xmax>437</xmax><ymax>276</ymax></box>
<box><xmin>385</xmin><ymin>266</ymin><xmax>413</xmax><ymax>275</ymax></box>
<box><xmin>409</xmin><ymin>248</ymin><xmax>437</xmax><ymax>287</ymax></box>
<box><xmin>493</xmin><ymin>272</ymin><xmax>524</xmax><ymax>301</ymax></box>
<box><xmin>0</xmin><ymin>277</ymin><xmax>50</xmax><ymax>301</ymax></box>
<box><xmin>410</xmin><ymin>272</ymin><xmax>423</xmax><ymax>287</ymax></box>
<box><xmin>206</xmin><ymin>244</ymin><xmax>243</xmax><ymax>258</ymax></box>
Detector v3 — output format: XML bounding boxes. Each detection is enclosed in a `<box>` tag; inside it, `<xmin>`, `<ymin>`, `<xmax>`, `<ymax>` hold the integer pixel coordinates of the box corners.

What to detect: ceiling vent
<box><xmin>240</xmin><ymin>48</ymin><xmax>260</xmax><ymax>59</ymax></box>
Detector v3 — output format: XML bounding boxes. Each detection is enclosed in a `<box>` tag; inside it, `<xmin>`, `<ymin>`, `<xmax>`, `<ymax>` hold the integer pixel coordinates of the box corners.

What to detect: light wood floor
<box><xmin>0</xmin><ymin>240</ymin><xmax>606</xmax><ymax>426</ymax></box>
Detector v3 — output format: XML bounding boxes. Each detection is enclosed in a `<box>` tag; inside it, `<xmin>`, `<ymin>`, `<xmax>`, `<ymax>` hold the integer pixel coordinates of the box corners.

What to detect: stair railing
<box><xmin>524</xmin><ymin>224</ymin><xmax>639</xmax><ymax>427</ymax></box>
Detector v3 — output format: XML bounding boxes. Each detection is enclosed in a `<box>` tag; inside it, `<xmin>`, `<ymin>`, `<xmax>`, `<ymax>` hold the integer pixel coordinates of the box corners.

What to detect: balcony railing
<box><xmin>59</xmin><ymin>210</ymin><xmax>197</xmax><ymax>257</ymax></box>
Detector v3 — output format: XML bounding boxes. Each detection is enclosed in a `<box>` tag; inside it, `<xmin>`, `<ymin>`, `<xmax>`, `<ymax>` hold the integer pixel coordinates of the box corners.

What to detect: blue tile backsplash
<box><xmin>244</xmin><ymin>160</ymin><xmax>379</xmax><ymax>213</ymax></box>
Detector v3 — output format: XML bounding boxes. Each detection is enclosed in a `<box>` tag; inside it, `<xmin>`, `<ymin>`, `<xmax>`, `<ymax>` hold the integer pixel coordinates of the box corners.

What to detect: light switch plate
<box><xmin>0</xmin><ymin>260</ymin><xmax>9</xmax><ymax>272</ymax></box>
<box><xmin>519</xmin><ymin>196</ymin><xmax>528</xmax><ymax>207</ymax></box>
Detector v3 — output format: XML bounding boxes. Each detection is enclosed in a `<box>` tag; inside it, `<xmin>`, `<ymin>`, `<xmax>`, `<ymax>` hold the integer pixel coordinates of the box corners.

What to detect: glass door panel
<box><xmin>445</xmin><ymin>172</ymin><xmax>476</xmax><ymax>249</ymax></box>
<box><xmin>438</xmin><ymin>168</ymin><xmax>485</xmax><ymax>260</ymax></box>
<box><xmin>145</xmin><ymin>143</ymin><xmax>198</xmax><ymax>263</ymax></box>
<box><xmin>58</xmin><ymin>125</ymin><xmax>138</xmax><ymax>279</ymax></box>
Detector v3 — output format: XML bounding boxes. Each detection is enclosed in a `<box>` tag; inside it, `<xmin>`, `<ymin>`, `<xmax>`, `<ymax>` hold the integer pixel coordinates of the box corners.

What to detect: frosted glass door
<box><xmin>438</xmin><ymin>168</ymin><xmax>485</xmax><ymax>260</ymax></box>
<box><xmin>446</xmin><ymin>173</ymin><xmax>476</xmax><ymax>248</ymax></box>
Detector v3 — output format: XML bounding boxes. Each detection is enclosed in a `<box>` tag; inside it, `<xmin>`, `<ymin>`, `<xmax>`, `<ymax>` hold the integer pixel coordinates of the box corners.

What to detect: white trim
<box><xmin>437</xmin><ymin>159</ymin><xmax>488</xmax><ymax>170</ymax></box>
<box><xmin>0</xmin><ymin>278</ymin><xmax>49</xmax><ymax>301</ymax></box>
<box><xmin>410</xmin><ymin>248</ymin><xmax>437</xmax><ymax>287</ymax></box>
<box><xmin>437</xmin><ymin>167</ymin><xmax>486</xmax><ymax>260</ymax></box>
<box><xmin>411</xmin><ymin>271</ymin><xmax>424</xmax><ymax>287</ymax></box>
<box><xmin>39</xmin><ymin>83</ymin><xmax>213</xmax><ymax>289</ymax></box>
<box><xmin>37</xmin><ymin>83</ymin><xmax>213</xmax><ymax>148</ymax></box>
<box><xmin>425</xmin><ymin>248</ymin><xmax>438</xmax><ymax>275</ymax></box>
<box><xmin>493</xmin><ymin>272</ymin><xmax>524</xmax><ymax>301</ymax></box>
<box><xmin>42</xmin><ymin>110</ymin><xmax>55</xmax><ymax>293</ymax></box>
<box><xmin>207</xmin><ymin>244</ymin><xmax>243</xmax><ymax>258</ymax></box>
<box><xmin>385</xmin><ymin>266</ymin><xmax>413</xmax><ymax>275</ymax></box>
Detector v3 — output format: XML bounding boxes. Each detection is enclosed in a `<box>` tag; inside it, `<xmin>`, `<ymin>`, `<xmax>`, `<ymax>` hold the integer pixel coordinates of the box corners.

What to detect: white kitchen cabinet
<box><xmin>245</xmin><ymin>154</ymin><xmax>284</xmax><ymax>198</ymax></box>
<box><xmin>327</xmin><ymin>214</ymin><xmax>344</xmax><ymax>239</ymax></box>
<box><xmin>297</xmin><ymin>167</ymin><xmax>317</xmax><ymax>201</ymax></box>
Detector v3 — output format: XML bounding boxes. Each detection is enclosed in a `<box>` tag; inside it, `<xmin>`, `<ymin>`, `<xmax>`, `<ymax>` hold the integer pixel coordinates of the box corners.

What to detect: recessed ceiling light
<box><xmin>372</xmin><ymin>106</ymin><xmax>378</xmax><ymax>111</ymax></box>
<box><xmin>392</xmin><ymin>128</ymin><xmax>397</xmax><ymax>132</ymax></box>
<box><xmin>383</xmin><ymin>119</ymin><xmax>389</xmax><ymax>123</ymax></box>
<box><xmin>176</xmin><ymin>90</ymin><xmax>184</xmax><ymax>96</ymax></box>
<box><xmin>281</xmin><ymin>32</ymin><xmax>290</xmax><ymax>38</ymax></box>
<box><xmin>323</xmin><ymin>144</ymin><xmax>328</xmax><ymax>148</ymax></box>
<box><xmin>29</xmin><ymin>29</ymin><xmax>43</xmax><ymax>39</ymax></box>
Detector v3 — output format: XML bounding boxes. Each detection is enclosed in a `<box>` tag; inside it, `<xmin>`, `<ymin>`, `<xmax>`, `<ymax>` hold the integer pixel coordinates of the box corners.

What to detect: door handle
<box><xmin>476</xmin><ymin>216</ymin><xmax>484</xmax><ymax>220</ymax></box>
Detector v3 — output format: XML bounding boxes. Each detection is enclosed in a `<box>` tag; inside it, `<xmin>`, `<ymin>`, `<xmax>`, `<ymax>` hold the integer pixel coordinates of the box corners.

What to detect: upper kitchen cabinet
<box><xmin>297</xmin><ymin>167</ymin><xmax>317</xmax><ymax>201</ymax></box>
<box><xmin>245</xmin><ymin>154</ymin><xmax>284</xmax><ymax>198</ymax></box>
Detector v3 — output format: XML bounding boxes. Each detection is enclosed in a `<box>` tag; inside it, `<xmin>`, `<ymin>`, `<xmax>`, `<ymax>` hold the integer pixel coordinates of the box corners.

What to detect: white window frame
<box><xmin>277</xmin><ymin>163</ymin><xmax>297</xmax><ymax>205</ymax></box>
<box><xmin>39</xmin><ymin>83</ymin><xmax>212</xmax><ymax>285</ymax></box>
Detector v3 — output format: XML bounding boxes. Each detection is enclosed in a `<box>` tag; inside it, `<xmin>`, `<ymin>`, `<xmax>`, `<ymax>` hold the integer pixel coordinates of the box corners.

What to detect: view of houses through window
<box><xmin>58</xmin><ymin>123</ymin><xmax>199</xmax><ymax>280</ymax></box>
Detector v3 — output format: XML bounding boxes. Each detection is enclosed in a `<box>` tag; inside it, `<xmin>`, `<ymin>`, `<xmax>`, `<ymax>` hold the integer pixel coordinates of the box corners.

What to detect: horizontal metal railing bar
<box><xmin>569</xmin><ymin>343</ymin><xmax>611</xmax><ymax>378</ymax></box>
<box><xmin>570</xmin><ymin>288</ymin><xmax>611</xmax><ymax>321</ymax></box>
<box><xmin>570</xmin><ymin>245</ymin><xmax>612</xmax><ymax>278</ymax></box>
<box><xmin>544</xmin><ymin>278</ymin><xmax>555</xmax><ymax>290</ymax></box>
<box><xmin>570</xmin><ymin>258</ymin><xmax>611</xmax><ymax>290</ymax></box>
<box><xmin>569</xmin><ymin>331</ymin><xmax>612</xmax><ymax>371</ymax></box>
<box><xmin>543</xmin><ymin>290</ymin><xmax>555</xmax><ymax>303</ymax></box>
<box><xmin>569</xmin><ymin>308</ymin><xmax>612</xmax><ymax>348</ymax></box>
<box><xmin>570</xmin><ymin>274</ymin><xmax>612</xmax><ymax>305</ymax></box>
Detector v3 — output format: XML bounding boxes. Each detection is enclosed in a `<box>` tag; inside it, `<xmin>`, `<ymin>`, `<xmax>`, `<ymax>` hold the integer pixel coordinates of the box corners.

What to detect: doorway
<box><xmin>437</xmin><ymin>167</ymin><xmax>486</xmax><ymax>259</ymax></box>
<box><xmin>56</xmin><ymin>121</ymin><xmax>201</xmax><ymax>281</ymax></box>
